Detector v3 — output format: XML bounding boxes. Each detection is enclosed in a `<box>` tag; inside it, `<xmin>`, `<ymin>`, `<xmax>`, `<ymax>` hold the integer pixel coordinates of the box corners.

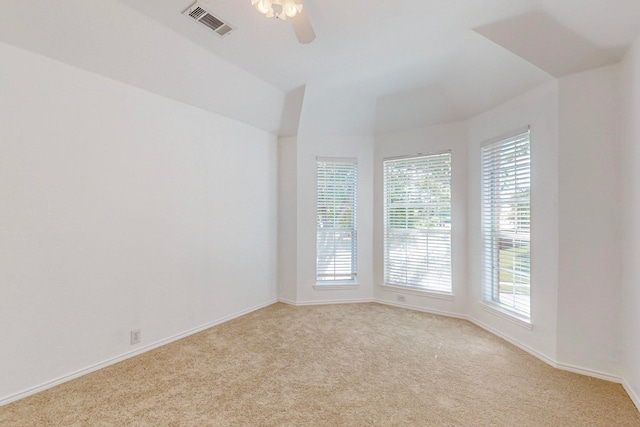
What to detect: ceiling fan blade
<box><xmin>291</xmin><ymin>9</ymin><xmax>316</xmax><ymax>44</ymax></box>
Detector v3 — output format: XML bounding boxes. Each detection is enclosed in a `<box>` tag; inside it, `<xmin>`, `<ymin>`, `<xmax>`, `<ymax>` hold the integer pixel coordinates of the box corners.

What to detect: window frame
<box><xmin>382</xmin><ymin>151</ymin><xmax>453</xmax><ymax>294</ymax></box>
<box><xmin>315</xmin><ymin>157</ymin><xmax>358</xmax><ymax>284</ymax></box>
<box><xmin>480</xmin><ymin>127</ymin><xmax>532</xmax><ymax>323</ymax></box>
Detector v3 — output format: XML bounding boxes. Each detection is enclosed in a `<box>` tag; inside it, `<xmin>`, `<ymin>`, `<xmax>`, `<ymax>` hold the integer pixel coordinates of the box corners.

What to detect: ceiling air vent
<box><xmin>183</xmin><ymin>2</ymin><xmax>234</xmax><ymax>38</ymax></box>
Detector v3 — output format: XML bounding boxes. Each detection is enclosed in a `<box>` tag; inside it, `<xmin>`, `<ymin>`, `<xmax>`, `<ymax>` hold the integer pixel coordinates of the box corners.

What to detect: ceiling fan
<box><xmin>251</xmin><ymin>0</ymin><xmax>316</xmax><ymax>44</ymax></box>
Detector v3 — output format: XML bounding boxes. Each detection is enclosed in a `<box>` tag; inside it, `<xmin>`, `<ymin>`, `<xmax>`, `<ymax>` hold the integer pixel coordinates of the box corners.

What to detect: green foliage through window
<box><xmin>316</xmin><ymin>159</ymin><xmax>358</xmax><ymax>282</ymax></box>
<box><xmin>383</xmin><ymin>152</ymin><xmax>452</xmax><ymax>293</ymax></box>
<box><xmin>482</xmin><ymin>129</ymin><xmax>531</xmax><ymax>319</ymax></box>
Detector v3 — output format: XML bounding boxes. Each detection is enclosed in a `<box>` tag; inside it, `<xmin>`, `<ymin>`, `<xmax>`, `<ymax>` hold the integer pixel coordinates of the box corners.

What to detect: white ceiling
<box><xmin>2</xmin><ymin>0</ymin><xmax>640</xmax><ymax>135</ymax></box>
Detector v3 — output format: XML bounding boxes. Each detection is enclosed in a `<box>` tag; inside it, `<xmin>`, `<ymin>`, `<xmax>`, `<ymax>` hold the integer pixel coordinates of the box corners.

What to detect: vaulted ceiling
<box><xmin>2</xmin><ymin>0</ymin><xmax>640</xmax><ymax>135</ymax></box>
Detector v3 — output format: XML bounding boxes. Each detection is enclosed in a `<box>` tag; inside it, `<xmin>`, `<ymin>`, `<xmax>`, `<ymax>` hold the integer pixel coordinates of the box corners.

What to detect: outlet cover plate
<box><xmin>130</xmin><ymin>329</ymin><xmax>141</xmax><ymax>345</ymax></box>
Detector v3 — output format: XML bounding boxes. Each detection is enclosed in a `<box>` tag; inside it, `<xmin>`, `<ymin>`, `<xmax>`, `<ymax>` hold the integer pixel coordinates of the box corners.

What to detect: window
<box><xmin>383</xmin><ymin>152</ymin><xmax>452</xmax><ymax>293</ymax></box>
<box><xmin>316</xmin><ymin>158</ymin><xmax>358</xmax><ymax>282</ymax></box>
<box><xmin>481</xmin><ymin>128</ymin><xmax>531</xmax><ymax>320</ymax></box>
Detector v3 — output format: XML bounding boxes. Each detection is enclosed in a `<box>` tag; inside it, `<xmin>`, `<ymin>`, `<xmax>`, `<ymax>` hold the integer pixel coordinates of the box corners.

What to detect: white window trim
<box><xmin>479</xmin><ymin>301</ymin><xmax>533</xmax><ymax>330</ymax></box>
<box><xmin>381</xmin><ymin>283</ymin><xmax>454</xmax><ymax>300</ymax></box>
<box><xmin>481</xmin><ymin>126</ymin><xmax>532</xmax><ymax>321</ymax></box>
<box><xmin>313</xmin><ymin>283</ymin><xmax>360</xmax><ymax>291</ymax></box>
<box><xmin>383</xmin><ymin>151</ymin><xmax>453</xmax><ymax>294</ymax></box>
<box><xmin>316</xmin><ymin>157</ymin><xmax>358</xmax><ymax>283</ymax></box>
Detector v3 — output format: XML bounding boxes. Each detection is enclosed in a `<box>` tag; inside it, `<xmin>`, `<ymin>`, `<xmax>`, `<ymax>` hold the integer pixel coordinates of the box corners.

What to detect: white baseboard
<box><xmin>466</xmin><ymin>316</ymin><xmax>622</xmax><ymax>383</ymax></box>
<box><xmin>3</xmin><ymin>297</ymin><xmax>633</xmax><ymax>411</ymax></box>
<box><xmin>376</xmin><ymin>300</ymin><xmax>467</xmax><ymax>321</ymax></box>
<box><xmin>278</xmin><ymin>297</ymin><xmax>374</xmax><ymax>306</ymax></box>
<box><xmin>468</xmin><ymin>316</ymin><xmax>558</xmax><ymax>368</ymax></box>
<box><xmin>623</xmin><ymin>379</ymin><xmax>640</xmax><ymax>413</ymax></box>
<box><xmin>281</xmin><ymin>297</ymin><xmax>634</xmax><ymax>411</ymax></box>
<box><xmin>0</xmin><ymin>299</ymin><xmax>278</xmax><ymax>407</ymax></box>
<box><xmin>554</xmin><ymin>362</ymin><xmax>621</xmax><ymax>384</ymax></box>
<box><xmin>377</xmin><ymin>301</ymin><xmax>623</xmax><ymax>385</ymax></box>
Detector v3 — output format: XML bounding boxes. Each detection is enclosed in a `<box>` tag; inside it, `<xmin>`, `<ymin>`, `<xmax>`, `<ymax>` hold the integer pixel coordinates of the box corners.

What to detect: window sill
<box><xmin>479</xmin><ymin>302</ymin><xmax>533</xmax><ymax>330</ymax></box>
<box><xmin>381</xmin><ymin>284</ymin><xmax>454</xmax><ymax>300</ymax></box>
<box><xmin>313</xmin><ymin>283</ymin><xmax>360</xmax><ymax>291</ymax></box>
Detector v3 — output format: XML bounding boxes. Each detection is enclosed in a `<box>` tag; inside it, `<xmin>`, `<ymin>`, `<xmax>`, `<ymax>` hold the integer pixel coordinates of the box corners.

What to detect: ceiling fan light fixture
<box><xmin>284</xmin><ymin>2</ymin><xmax>302</xmax><ymax>18</ymax></box>
<box><xmin>255</xmin><ymin>0</ymin><xmax>271</xmax><ymax>14</ymax></box>
<box><xmin>251</xmin><ymin>0</ymin><xmax>303</xmax><ymax>20</ymax></box>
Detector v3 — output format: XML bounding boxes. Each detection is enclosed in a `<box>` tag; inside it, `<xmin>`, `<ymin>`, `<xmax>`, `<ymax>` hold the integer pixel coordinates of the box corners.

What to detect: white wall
<box><xmin>0</xmin><ymin>42</ymin><xmax>278</xmax><ymax>404</ymax></box>
<box><xmin>467</xmin><ymin>81</ymin><xmax>560</xmax><ymax>363</ymax></box>
<box><xmin>373</xmin><ymin>75</ymin><xmax>626</xmax><ymax>382</ymax></box>
<box><xmin>282</xmin><ymin>62</ymin><xmax>629</xmax><ymax>390</ymax></box>
<box><xmin>557</xmin><ymin>65</ymin><xmax>621</xmax><ymax>377</ymax></box>
<box><xmin>3</xmin><ymin>27</ymin><xmax>637</xmax><ymax>410</ymax></box>
<box><xmin>278</xmin><ymin>137</ymin><xmax>298</xmax><ymax>303</ymax></box>
<box><xmin>296</xmin><ymin>84</ymin><xmax>376</xmax><ymax>136</ymax></box>
<box><xmin>620</xmin><ymin>35</ymin><xmax>640</xmax><ymax>409</ymax></box>
<box><xmin>292</xmin><ymin>134</ymin><xmax>375</xmax><ymax>304</ymax></box>
<box><xmin>373</xmin><ymin>122</ymin><xmax>469</xmax><ymax>316</ymax></box>
<box><xmin>0</xmin><ymin>0</ymin><xmax>285</xmax><ymax>133</ymax></box>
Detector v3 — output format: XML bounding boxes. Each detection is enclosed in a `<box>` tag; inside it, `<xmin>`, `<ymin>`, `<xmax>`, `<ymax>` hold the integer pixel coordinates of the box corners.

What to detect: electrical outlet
<box><xmin>130</xmin><ymin>329</ymin><xmax>141</xmax><ymax>345</ymax></box>
<box><xmin>397</xmin><ymin>295</ymin><xmax>406</xmax><ymax>302</ymax></box>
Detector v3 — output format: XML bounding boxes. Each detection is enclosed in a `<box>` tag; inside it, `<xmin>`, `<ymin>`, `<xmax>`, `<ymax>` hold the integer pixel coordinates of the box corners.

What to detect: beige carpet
<box><xmin>1</xmin><ymin>303</ymin><xmax>639</xmax><ymax>426</ymax></box>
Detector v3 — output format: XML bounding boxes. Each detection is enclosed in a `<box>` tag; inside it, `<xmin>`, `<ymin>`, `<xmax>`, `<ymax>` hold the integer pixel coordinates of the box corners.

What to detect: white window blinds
<box><xmin>316</xmin><ymin>159</ymin><xmax>358</xmax><ymax>282</ymax></box>
<box><xmin>481</xmin><ymin>129</ymin><xmax>531</xmax><ymax>319</ymax></box>
<box><xmin>383</xmin><ymin>152</ymin><xmax>452</xmax><ymax>293</ymax></box>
